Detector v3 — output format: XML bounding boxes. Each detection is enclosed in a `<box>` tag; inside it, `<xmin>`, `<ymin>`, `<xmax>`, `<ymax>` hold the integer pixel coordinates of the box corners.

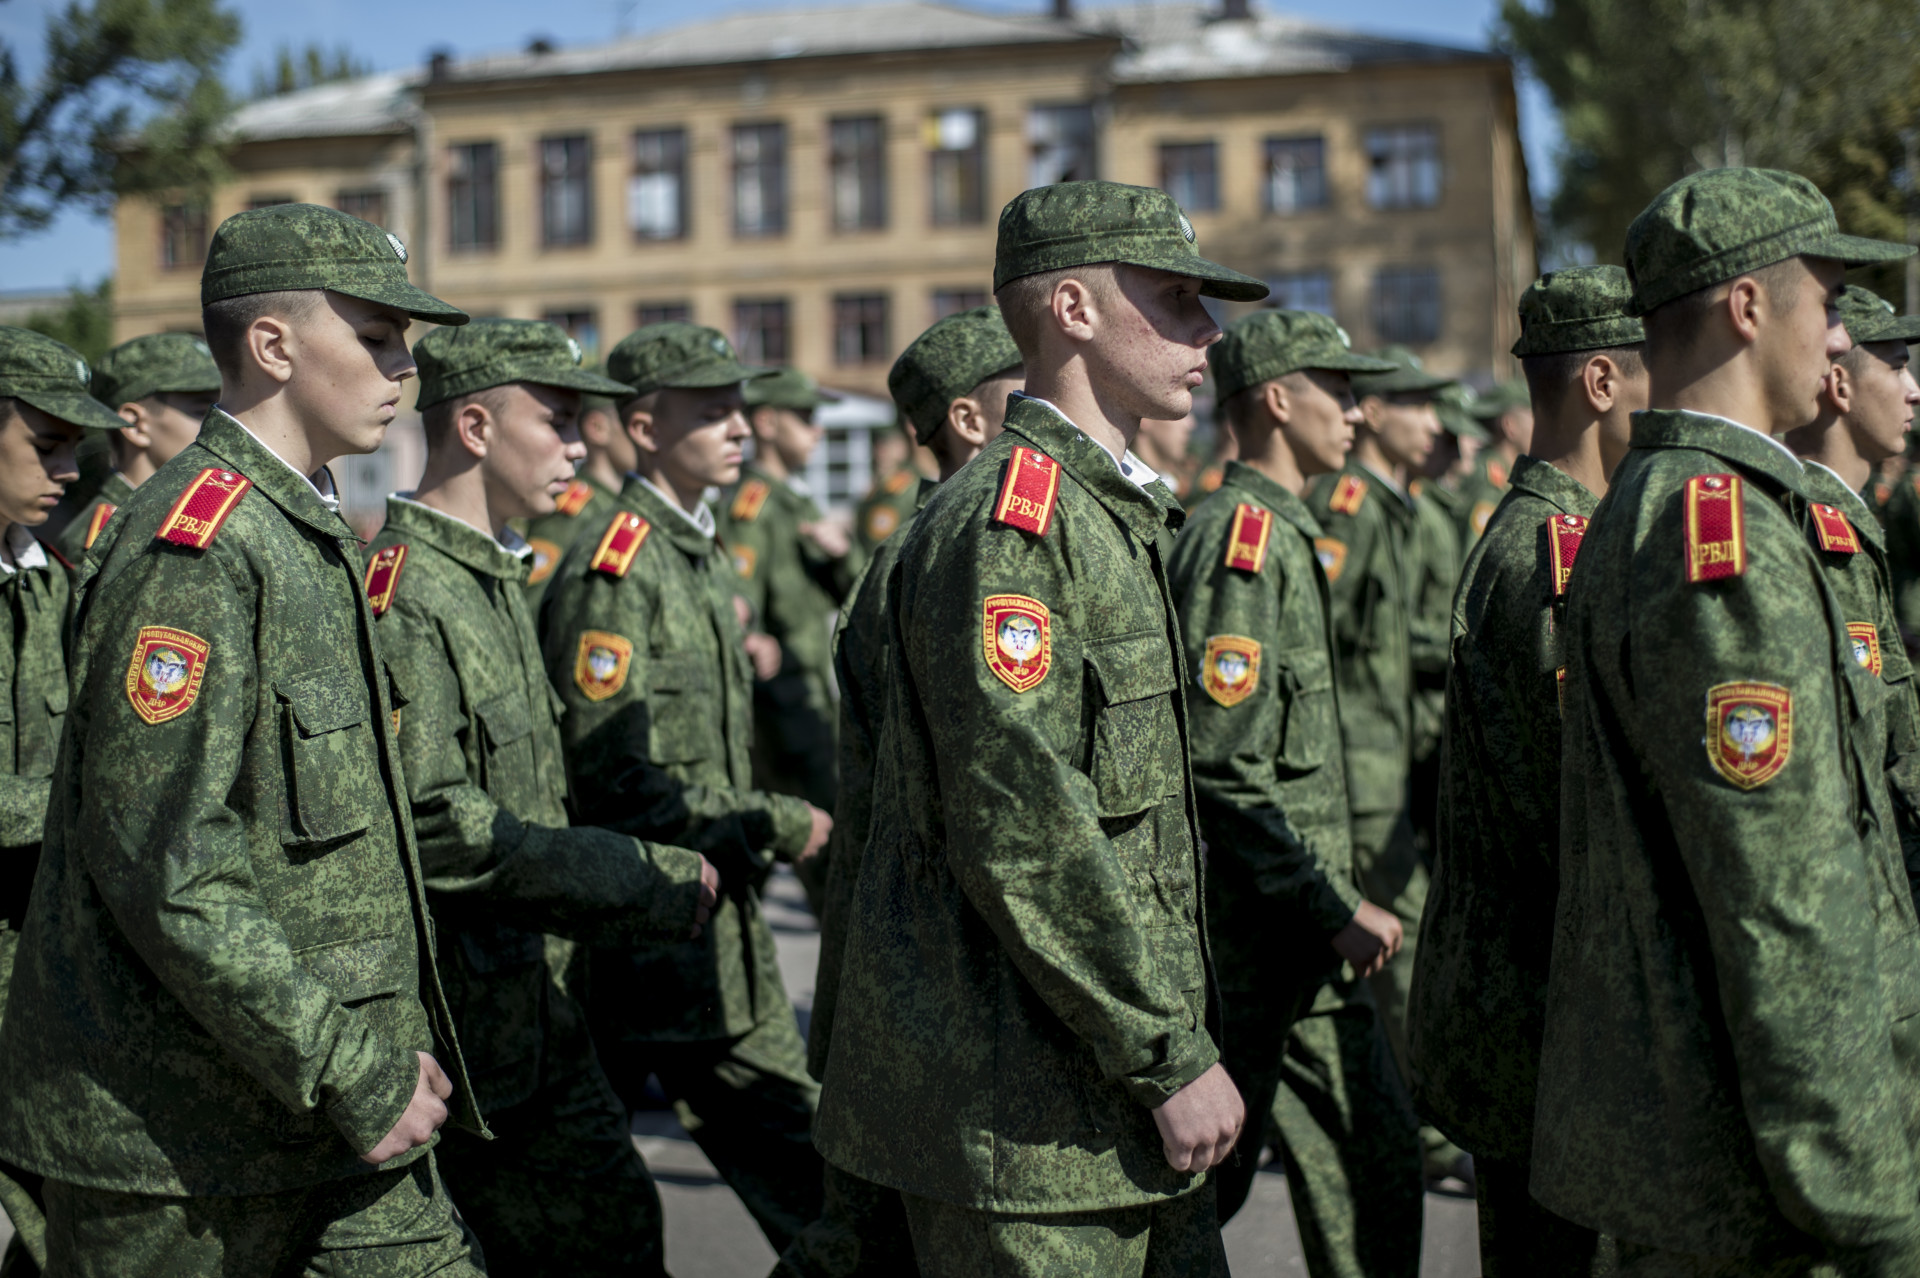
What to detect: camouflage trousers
<box><xmin>1268</xmin><ymin>973</ymin><xmax>1425</xmax><ymax>1278</ymax></box>
<box><xmin>39</xmin><ymin>1150</ymin><xmax>483</xmax><ymax>1278</ymax></box>
<box><xmin>898</xmin><ymin>1180</ymin><xmax>1228</xmax><ymax>1278</ymax></box>
<box><xmin>769</xmin><ymin>1161</ymin><xmax>916</xmax><ymax>1278</ymax></box>
<box><xmin>1606</xmin><ymin>1241</ymin><xmax>1852</xmax><ymax>1278</ymax></box>
<box><xmin>1473</xmin><ymin>1155</ymin><xmax>1605</xmax><ymax>1278</ymax></box>
<box><xmin>0</xmin><ymin>925</ymin><xmax>45</xmax><ymax>1278</ymax></box>
<box><xmin>436</xmin><ymin>1047</ymin><xmax>664</xmax><ymax>1278</ymax></box>
<box><xmin>1212</xmin><ymin>973</ymin><xmax>1322</xmax><ymax>1221</ymax></box>
<box><xmin>752</xmin><ymin>670</ymin><xmax>838</xmax><ymax>815</ymax></box>
<box><xmin>599</xmin><ymin>1013</ymin><xmax>823</xmax><ymax>1254</ymax></box>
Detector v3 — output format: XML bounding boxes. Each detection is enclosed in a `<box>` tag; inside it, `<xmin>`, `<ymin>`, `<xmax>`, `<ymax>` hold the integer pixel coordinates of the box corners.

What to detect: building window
<box><xmin>830</xmin><ymin>115</ymin><xmax>886</xmax><ymax>232</ymax></box>
<box><xmin>636</xmin><ymin>302</ymin><xmax>692</xmax><ymax>328</ymax></box>
<box><xmin>247</xmin><ymin>193</ymin><xmax>294</xmax><ymax>209</ymax></box>
<box><xmin>630</xmin><ymin>129</ymin><xmax>687</xmax><ymax>241</ymax></box>
<box><xmin>933</xmin><ymin>288</ymin><xmax>990</xmax><ymax>320</ymax></box>
<box><xmin>1265</xmin><ymin>136</ymin><xmax>1327</xmax><ymax>213</ymax></box>
<box><xmin>541</xmin><ymin>135</ymin><xmax>593</xmax><ymax>247</ymax></box>
<box><xmin>336</xmin><ymin>189</ymin><xmax>387</xmax><ymax>227</ymax></box>
<box><xmin>1366</xmin><ymin>125</ymin><xmax>1441</xmax><ymax>210</ymax></box>
<box><xmin>928</xmin><ymin>108</ymin><xmax>986</xmax><ymax>226</ymax></box>
<box><xmin>1028</xmin><ymin>104</ymin><xmax>1095</xmax><ymax>188</ymax></box>
<box><xmin>1158</xmin><ymin>142</ymin><xmax>1218</xmax><ymax>213</ymax></box>
<box><xmin>1266</xmin><ymin>270</ymin><xmax>1335</xmax><ymax>315</ymax></box>
<box><xmin>735</xmin><ymin>299</ymin><xmax>790</xmax><ymax>364</ymax></box>
<box><xmin>834</xmin><ymin>294</ymin><xmax>890</xmax><ymax>365</ymax></box>
<box><xmin>1371</xmin><ymin>266</ymin><xmax>1441</xmax><ymax>344</ymax></box>
<box><xmin>448</xmin><ymin>142</ymin><xmax>500</xmax><ymax>252</ymax></box>
<box><xmin>542</xmin><ymin>308</ymin><xmax>600</xmax><ymax>362</ymax></box>
<box><xmin>733</xmin><ymin>123</ymin><xmax>787</xmax><ymax>238</ymax></box>
<box><xmin>160</xmin><ymin>202</ymin><xmax>208</xmax><ymax>269</ymax></box>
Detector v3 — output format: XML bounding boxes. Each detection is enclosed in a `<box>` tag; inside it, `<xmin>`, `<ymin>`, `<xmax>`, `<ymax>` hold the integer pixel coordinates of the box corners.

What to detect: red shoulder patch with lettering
<box><xmin>1328</xmin><ymin>474</ymin><xmax>1367</xmax><ymax>516</ymax></box>
<box><xmin>84</xmin><ymin>501</ymin><xmax>117</xmax><ymax>550</ymax></box>
<box><xmin>554</xmin><ymin>480</ymin><xmax>593</xmax><ymax>517</ymax></box>
<box><xmin>364</xmin><ymin>545</ymin><xmax>407</xmax><ymax>616</ymax></box>
<box><xmin>156</xmin><ymin>468</ymin><xmax>252</xmax><ymax>549</ymax></box>
<box><xmin>1684</xmin><ymin>474</ymin><xmax>1746</xmax><ymax>582</ymax></box>
<box><xmin>589</xmin><ymin>511</ymin><xmax>651</xmax><ymax>578</ymax></box>
<box><xmin>1809</xmin><ymin>503</ymin><xmax>1860</xmax><ymax>555</ymax></box>
<box><xmin>1546</xmin><ymin>513</ymin><xmax>1590</xmax><ymax>598</ymax></box>
<box><xmin>730</xmin><ymin>479</ymin><xmax>771</xmax><ymax>522</ymax></box>
<box><xmin>992</xmin><ymin>446</ymin><xmax>1062</xmax><ymax>536</ymax></box>
<box><xmin>1224</xmin><ymin>503</ymin><xmax>1273</xmax><ymax>573</ymax></box>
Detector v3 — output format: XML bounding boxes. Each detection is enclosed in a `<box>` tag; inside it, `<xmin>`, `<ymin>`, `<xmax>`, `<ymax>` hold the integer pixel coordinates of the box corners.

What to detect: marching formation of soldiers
<box><xmin>1</xmin><ymin>162</ymin><xmax>1919</xmax><ymax>1278</ymax></box>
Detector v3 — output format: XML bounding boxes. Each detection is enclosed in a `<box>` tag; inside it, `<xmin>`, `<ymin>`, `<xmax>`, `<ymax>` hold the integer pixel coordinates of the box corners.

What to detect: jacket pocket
<box><xmin>1084</xmin><ymin>630</ymin><xmax>1182</xmax><ymax>818</ymax></box>
<box><xmin>293</xmin><ymin>931</ymin><xmax>406</xmax><ymax>1004</ymax></box>
<box><xmin>647</xmin><ymin>650</ymin><xmax>713</xmax><ymax>765</ymax></box>
<box><xmin>1273</xmin><ymin>654</ymin><xmax>1335</xmax><ymax>772</ymax></box>
<box><xmin>277</xmin><ymin>669</ymin><xmax>376</xmax><ymax>848</ymax></box>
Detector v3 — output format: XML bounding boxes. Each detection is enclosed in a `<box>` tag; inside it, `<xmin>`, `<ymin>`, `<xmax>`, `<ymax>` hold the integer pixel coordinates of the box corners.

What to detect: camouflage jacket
<box><xmin>814</xmin><ymin>399</ymin><xmax>1219</xmax><ymax>1212</ymax></box>
<box><xmin>855</xmin><ymin>468</ymin><xmax>925</xmax><ymax>553</ymax></box>
<box><xmin>0</xmin><ymin>411</ymin><xmax>480</xmax><ymax>1197</ymax></box>
<box><xmin>718</xmin><ymin>466</ymin><xmax>860</xmax><ymax>700</ymax></box>
<box><xmin>1307</xmin><ymin>460</ymin><xmax>1414</xmax><ymax>815</ymax></box>
<box><xmin>1407</xmin><ymin>485</ymin><xmax>1460</xmax><ymax>766</ymax></box>
<box><xmin>1886</xmin><ymin>470</ymin><xmax>1920</xmax><ymax>648</ymax></box>
<box><xmin>0</xmin><ymin>526</ymin><xmax>69</xmax><ymax>1013</ymax></box>
<box><xmin>541</xmin><ymin>475</ymin><xmax>811</xmax><ymax>1042</ymax></box>
<box><xmin>517</xmin><ymin>475</ymin><xmax>618</xmax><ymax>612</ymax></box>
<box><xmin>53</xmin><ymin>469</ymin><xmax>135</xmax><ymax>567</ymax></box>
<box><xmin>1166</xmin><ymin>462</ymin><xmax>1362</xmax><ymax>994</ymax></box>
<box><xmin>369</xmin><ymin>497</ymin><xmax>707</xmax><ymax>1111</ymax></box>
<box><xmin>1536</xmin><ymin>411</ymin><xmax>1920</xmax><ymax>1263</ymax></box>
<box><xmin>1452</xmin><ymin>451</ymin><xmax>1510</xmax><ymax>551</ymax></box>
<box><xmin>1408</xmin><ymin>455</ymin><xmax>1596</xmax><ymax>1159</ymax></box>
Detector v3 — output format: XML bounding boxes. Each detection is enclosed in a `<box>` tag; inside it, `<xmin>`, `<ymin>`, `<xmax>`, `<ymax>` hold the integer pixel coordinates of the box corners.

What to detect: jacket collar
<box><xmin>381</xmin><ymin>495</ymin><xmax>530</xmax><ymax>581</ymax></box>
<box><xmin>100</xmin><ymin>470</ymin><xmax>137</xmax><ymax>506</ymax></box>
<box><xmin>1628</xmin><ymin>409</ymin><xmax>1815</xmax><ymax>499</ymax></box>
<box><xmin>196</xmin><ymin>410</ymin><xmax>356</xmax><ymax>540</ymax></box>
<box><xmin>1508</xmin><ymin>454</ymin><xmax>1600</xmax><ymax>519</ymax></box>
<box><xmin>1220</xmin><ymin>460</ymin><xmax>1324</xmax><ymax>540</ymax></box>
<box><xmin>1801</xmin><ymin>461</ymin><xmax>1885</xmax><ymax>551</ymax></box>
<box><xmin>619</xmin><ymin>473</ymin><xmax>715</xmax><ymax>556</ymax></box>
<box><xmin>1000</xmin><ymin>397</ymin><xmax>1181</xmax><ymax>543</ymax></box>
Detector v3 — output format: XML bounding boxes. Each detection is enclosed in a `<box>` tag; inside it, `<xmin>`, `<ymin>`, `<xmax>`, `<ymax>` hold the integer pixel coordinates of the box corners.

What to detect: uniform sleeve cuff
<box><xmin>1123</xmin><ymin>1028</ymin><xmax>1221</xmax><ymax>1109</ymax></box>
<box><xmin>325</xmin><ymin>1044</ymin><xmax>419</xmax><ymax>1156</ymax></box>
<box><xmin>1309</xmin><ymin>879</ymin><xmax>1366</xmax><ymax>937</ymax></box>
<box><xmin>768</xmin><ymin>795</ymin><xmax>816</xmax><ymax>860</ymax></box>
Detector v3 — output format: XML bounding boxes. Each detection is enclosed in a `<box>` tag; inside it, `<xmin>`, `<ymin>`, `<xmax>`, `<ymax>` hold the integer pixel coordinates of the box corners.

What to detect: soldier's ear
<box><xmin>624</xmin><ymin>404</ymin><xmax>659</xmax><ymax>457</ymax></box>
<box><xmin>453</xmin><ymin>398</ymin><xmax>493</xmax><ymax>460</ymax></box>
<box><xmin>1262</xmin><ymin>378</ymin><xmax>1291</xmax><ymax>426</ymax></box>
<box><xmin>946</xmin><ymin>395</ymin><xmax>989</xmax><ymax>448</ymax></box>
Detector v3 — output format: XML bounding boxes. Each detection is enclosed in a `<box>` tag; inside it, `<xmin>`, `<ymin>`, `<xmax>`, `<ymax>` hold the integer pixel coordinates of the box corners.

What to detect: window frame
<box><xmin>732</xmin><ymin>122</ymin><xmax>789</xmax><ymax>239</ymax></box>
<box><xmin>927</xmin><ymin>107</ymin><xmax>988</xmax><ymax>227</ymax></box>
<box><xmin>734</xmin><ymin>298</ymin><xmax>791</xmax><ymax>364</ymax></box>
<box><xmin>1158</xmin><ymin>141</ymin><xmax>1219</xmax><ymax>213</ymax></box>
<box><xmin>540</xmin><ymin>134</ymin><xmax>595</xmax><ymax>249</ymax></box>
<box><xmin>629</xmin><ymin>128</ymin><xmax>689</xmax><ymax>243</ymax></box>
<box><xmin>159</xmin><ymin>201</ymin><xmax>209</xmax><ymax>270</ymax></box>
<box><xmin>1370</xmin><ymin>265</ymin><xmax>1442</xmax><ymax>344</ymax></box>
<box><xmin>833</xmin><ymin>293</ymin><xmax>891</xmax><ymax>366</ymax></box>
<box><xmin>1027</xmin><ymin>103</ymin><xmax>1097</xmax><ymax>189</ymax></box>
<box><xmin>1364</xmin><ymin>123</ymin><xmax>1443</xmax><ymax>211</ymax></box>
<box><xmin>829</xmin><ymin>114</ymin><xmax>887</xmax><ymax>233</ymax></box>
<box><xmin>1263</xmin><ymin>135</ymin><xmax>1328</xmax><ymax>215</ymax></box>
<box><xmin>447</xmin><ymin>141</ymin><xmax>501</xmax><ymax>253</ymax></box>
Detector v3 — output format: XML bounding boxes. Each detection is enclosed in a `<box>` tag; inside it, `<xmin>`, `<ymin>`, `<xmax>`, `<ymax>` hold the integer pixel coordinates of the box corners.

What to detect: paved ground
<box><xmin>0</xmin><ymin>866</ymin><xmax>1483</xmax><ymax>1275</ymax></box>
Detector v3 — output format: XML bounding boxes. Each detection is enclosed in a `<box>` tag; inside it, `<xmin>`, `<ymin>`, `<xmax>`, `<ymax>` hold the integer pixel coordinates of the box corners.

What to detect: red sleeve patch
<box><xmin>554</xmin><ymin>480</ymin><xmax>594</xmax><ymax>517</ymax></box>
<box><xmin>1223</xmin><ymin>503</ymin><xmax>1273</xmax><ymax>573</ymax></box>
<box><xmin>364</xmin><ymin>544</ymin><xmax>407</xmax><ymax>616</ymax></box>
<box><xmin>1684</xmin><ymin>474</ymin><xmax>1746</xmax><ymax>582</ymax></box>
<box><xmin>1328</xmin><ymin>474</ymin><xmax>1368</xmax><ymax>516</ymax></box>
<box><xmin>992</xmin><ymin>446</ymin><xmax>1062</xmax><ymax>536</ymax></box>
<box><xmin>589</xmin><ymin>511</ymin><xmax>651</xmax><ymax>578</ymax></box>
<box><xmin>84</xmin><ymin>501</ymin><xmax>118</xmax><ymax>550</ymax></box>
<box><xmin>1546</xmin><ymin>513</ymin><xmax>1590</xmax><ymax>598</ymax></box>
<box><xmin>1809</xmin><ymin>503</ymin><xmax>1860</xmax><ymax>554</ymax></box>
<box><xmin>156</xmin><ymin>468</ymin><xmax>252</xmax><ymax>549</ymax></box>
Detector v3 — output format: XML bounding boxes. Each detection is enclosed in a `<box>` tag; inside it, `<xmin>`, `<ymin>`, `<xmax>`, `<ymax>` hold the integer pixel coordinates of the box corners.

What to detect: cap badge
<box><xmin>711</xmin><ymin>336</ymin><xmax>728</xmax><ymax>355</ymax></box>
<box><xmin>566</xmin><ymin>337</ymin><xmax>583</xmax><ymax>365</ymax></box>
<box><xmin>74</xmin><ymin>358</ymin><xmax>90</xmax><ymax>386</ymax></box>
<box><xmin>1177</xmin><ymin>212</ymin><xmax>1195</xmax><ymax>244</ymax></box>
<box><xmin>1333</xmin><ymin>323</ymin><xmax>1352</xmax><ymax>348</ymax></box>
<box><xmin>386</xmin><ymin>232</ymin><xmax>408</xmax><ymax>262</ymax></box>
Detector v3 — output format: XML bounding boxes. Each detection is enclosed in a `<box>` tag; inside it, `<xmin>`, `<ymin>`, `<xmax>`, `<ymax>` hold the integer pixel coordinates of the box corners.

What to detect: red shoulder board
<box><xmin>1809</xmin><ymin>503</ymin><xmax>1860</xmax><ymax>555</ymax></box>
<box><xmin>1684</xmin><ymin>474</ymin><xmax>1747</xmax><ymax>582</ymax></box>
<box><xmin>84</xmin><ymin>501</ymin><xmax>118</xmax><ymax>550</ymax></box>
<box><xmin>1224</xmin><ymin>503</ymin><xmax>1274</xmax><ymax>573</ymax></box>
<box><xmin>364</xmin><ymin>544</ymin><xmax>407</xmax><ymax>616</ymax></box>
<box><xmin>554</xmin><ymin>480</ymin><xmax>594</xmax><ymax>517</ymax></box>
<box><xmin>157</xmin><ymin>468</ymin><xmax>252</xmax><ymax>549</ymax></box>
<box><xmin>730</xmin><ymin>479</ymin><xmax>771</xmax><ymax>522</ymax></box>
<box><xmin>993</xmin><ymin>446</ymin><xmax>1062</xmax><ymax>536</ymax></box>
<box><xmin>884</xmin><ymin>469</ymin><xmax>915</xmax><ymax>495</ymax></box>
<box><xmin>1545</xmin><ymin>513</ymin><xmax>1590</xmax><ymax>598</ymax></box>
<box><xmin>589</xmin><ymin>511</ymin><xmax>651</xmax><ymax>578</ymax></box>
<box><xmin>1408</xmin><ymin>478</ymin><xmax>1425</xmax><ymax>499</ymax></box>
<box><xmin>1328</xmin><ymin>474</ymin><xmax>1368</xmax><ymax>516</ymax></box>
<box><xmin>1487</xmin><ymin>459</ymin><xmax>1510</xmax><ymax>489</ymax></box>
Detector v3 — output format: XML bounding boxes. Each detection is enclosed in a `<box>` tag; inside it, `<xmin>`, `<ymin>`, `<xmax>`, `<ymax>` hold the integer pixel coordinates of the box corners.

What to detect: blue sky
<box><xmin>0</xmin><ymin>0</ymin><xmax>1554</xmax><ymax>292</ymax></box>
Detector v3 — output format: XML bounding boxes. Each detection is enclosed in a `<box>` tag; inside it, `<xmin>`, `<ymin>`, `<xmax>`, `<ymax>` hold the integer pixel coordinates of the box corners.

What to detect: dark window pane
<box><xmin>336</xmin><ymin>189</ymin><xmax>388</xmax><ymax>227</ymax></box>
<box><xmin>247</xmin><ymin>193</ymin><xmax>294</xmax><ymax>210</ymax></box>
<box><xmin>542</xmin><ymin>135</ymin><xmax>593</xmax><ymax>247</ymax></box>
<box><xmin>1366</xmin><ymin>125</ymin><xmax>1442</xmax><ymax>210</ymax></box>
<box><xmin>834</xmin><ymin>294</ymin><xmax>890</xmax><ymax>365</ymax></box>
<box><xmin>448</xmin><ymin>142</ymin><xmax>500</xmax><ymax>252</ymax></box>
<box><xmin>160</xmin><ymin>203</ymin><xmax>209</xmax><ymax>268</ymax></box>
<box><xmin>631</xmin><ymin>129</ymin><xmax>687</xmax><ymax>241</ymax></box>
<box><xmin>735</xmin><ymin>298</ymin><xmax>790</xmax><ymax>364</ymax></box>
<box><xmin>636</xmin><ymin>302</ymin><xmax>692</xmax><ymax>327</ymax></box>
<box><xmin>1371</xmin><ymin>266</ymin><xmax>1441</xmax><ymax>343</ymax></box>
<box><xmin>928</xmin><ymin>108</ymin><xmax>986</xmax><ymax>226</ymax></box>
<box><xmin>542</xmin><ymin>308</ymin><xmax>599</xmax><ymax>362</ymax></box>
<box><xmin>1266</xmin><ymin>270</ymin><xmax>1335</xmax><ymax>315</ymax></box>
<box><xmin>830</xmin><ymin>115</ymin><xmax>887</xmax><ymax>232</ymax></box>
<box><xmin>1158</xmin><ymin>142</ymin><xmax>1218</xmax><ymax>213</ymax></box>
<box><xmin>932</xmin><ymin>289</ymin><xmax>990</xmax><ymax>320</ymax></box>
<box><xmin>1264</xmin><ymin>136</ymin><xmax>1327</xmax><ymax>213</ymax></box>
<box><xmin>733</xmin><ymin>123</ymin><xmax>788</xmax><ymax>237</ymax></box>
<box><xmin>1028</xmin><ymin>104</ymin><xmax>1096</xmax><ymax>187</ymax></box>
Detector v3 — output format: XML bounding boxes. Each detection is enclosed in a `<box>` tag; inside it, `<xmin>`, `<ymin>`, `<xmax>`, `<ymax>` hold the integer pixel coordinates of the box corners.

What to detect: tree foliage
<box><xmin>1498</xmin><ymin>0</ymin><xmax>1920</xmax><ymax>274</ymax></box>
<box><xmin>0</xmin><ymin>0</ymin><xmax>241</xmax><ymax>240</ymax></box>
<box><xmin>251</xmin><ymin>44</ymin><xmax>369</xmax><ymax>100</ymax></box>
<box><xmin>20</xmin><ymin>278</ymin><xmax>114</xmax><ymax>365</ymax></box>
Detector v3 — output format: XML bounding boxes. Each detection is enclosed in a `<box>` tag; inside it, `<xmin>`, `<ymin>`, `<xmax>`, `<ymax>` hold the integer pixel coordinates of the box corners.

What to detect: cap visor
<box><xmin>334</xmin><ymin>282</ymin><xmax>471</xmax><ymax>326</ymax></box>
<box><xmin>671</xmin><ymin>360</ymin><xmax>771</xmax><ymax>389</ymax></box>
<box><xmin>1194</xmin><ymin>262</ymin><xmax>1273</xmax><ymax>303</ymax></box>
<box><xmin>1311</xmin><ymin>353</ymin><xmax>1401</xmax><ymax>374</ymax></box>
<box><xmin>1811</xmin><ymin>233</ymin><xmax>1916</xmax><ymax>268</ymax></box>
<box><xmin>19</xmin><ymin>390</ymin><xmax>130</xmax><ymax>432</ymax></box>
<box><xmin>537</xmin><ymin>369</ymin><xmax>639</xmax><ymax>398</ymax></box>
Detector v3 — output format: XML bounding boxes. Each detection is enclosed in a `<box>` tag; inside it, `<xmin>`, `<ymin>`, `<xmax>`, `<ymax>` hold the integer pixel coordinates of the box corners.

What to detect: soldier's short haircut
<box><xmin>419</xmin><ymin>383</ymin><xmax>517</xmax><ymax>450</ymax></box>
<box><xmin>996</xmin><ymin>264</ymin><xmax>1117</xmax><ymax>361</ymax></box>
<box><xmin>1641</xmin><ymin>258</ymin><xmax>1804</xmax><ymax>365</ymax></box>
<box><xmin>1521</xmin><ymin>345</ymin><xmax>1646</xmax><ymax>419</ymax></box>
<box><xmin>200</xmin><ymin>289</ymin><xmax>322</xmax><ymax>379</ymax></box>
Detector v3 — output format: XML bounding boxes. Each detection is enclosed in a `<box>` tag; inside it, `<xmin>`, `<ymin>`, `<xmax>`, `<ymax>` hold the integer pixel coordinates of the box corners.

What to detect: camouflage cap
<box><xmin>412</xmin><ymin>319</ymin><xmax>632</xmax><ymax>410</ymax></box>
<box><xmin>1625</xmin><ymin>168</ymin><xmax>1913</xmax><ymax>315</ymax></box>
<box><xmin>1211</xmin><ymin>309</ymin><xmax>1395</xmax><ymax>401</ymax></box>
<box><xmin>1469</xmin><ymin>379</ymin><xmax>1532</xmax><ymax>421</ymax></box>
<box><xmin>1839</xmin><ymin>287</ymin><xmax>1920</xmax><ymax>345</ymax></box>
<box><xmin>1511</xmin><ymin>265</ymin><xmax>1646</xmax><ymax>357</ymax></box>
<box><xmin>92</xmin><ymin>333</ymin><xmax>221</xmax><ymax>409</ymax></box>
<box><xmin>1435</xmin><ymin>383</ymin><xmax>1491</xmax><ymax>441</ymax></box>
<box><xmin>0</xmin><ymin>327</ymin><xmax>130</xmax><ymax>431</ymax></box>
<box><xmin>888</xmin><ymin>305</ymin><xmax>1024</xmax><ymax>442</ymax></box>
<box><xmin>200</xmin><ymin>203</ymin><xmax>468</xmax><ymax>325</ymax></box>
<box><xmin>993</xmin><ymin>181</ymin><xmax>1269</xmax><ymax>302</ymax></box>
<box><xmin>606</xmin><ymin>322</ymin><xmax>768</xmax><ymax>398</ymax></box>
<box><xmin>745</xmin><ymin>367</ymin><xmax>842</xmax><ymax>412</ymax></box>
<box><xmin>1350</xmin><ymin>345</ymin><xmax>1454</xmax><ymax>399</ymax></box>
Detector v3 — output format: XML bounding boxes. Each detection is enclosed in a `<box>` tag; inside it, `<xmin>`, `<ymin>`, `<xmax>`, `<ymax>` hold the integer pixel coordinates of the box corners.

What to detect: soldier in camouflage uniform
<box><xmin>719</xmin><ymin>367</ymin><xmax>860</xmax><ymax>815</ymax></box>
<box><xmin>55</xmin><ymin>334</ymin><xmax>220</xmax><ymax>565</ymax></box>
<box><xmin>1165</xmin><ymin>310</ymin><xmax>1423</xmax><ymax>1277</ymax></box>
<box><xmin>0</xmin><ymin>204</ymin><xmax>487</xmax><ymax>1275</ymax></box>
<box><xmin>1538</xmin><ymin>169</ymin><xmax>1920</xmax><ymax>1274</ymax></box>
<box><xmin>0</xmin><ymin>330</ymin><xmax>125</xmax><ymax>1276</ymax></box>
<box><xmin>777</xmin><ymin>304</ymin><xmax>1023</xmax><ymax>1278</ymax></box>
<box><xmin>1454</xmin><ymin>379</ymin><xmax>1529</xmax><ymax>546</ymax></box>
<box><xmin>540</xmin><ymin>323</ymin><xmax>832</xmax><ymax>1253</ymax></box>
<box><xmin>1782</xmin><ymin>288</ymin><xmax>1920</xmax><ymax>910</ymax></box>
<box><xmin>1409</xmin><ymin>265</ymin><xmax>1648</xmax><ymax>1275</ymax></box>
<box><xmin>815</xmin><ymin>181</ymin><xmax>1258</xmax><ymax>1277</ymax></box>
<box><xmin>518</xmin><ymin>391</ymin><xmax>626</xmax><ymax>608</ymax></box>
<box><xmin>368</xmin><ymin>319</ymin><xmax>722</xmax><ymax>1277</ymax></box>
<box><xmin>854</xmin><ymin>425</ymin><xmax>922</xmax><ymax>553</ymax></box>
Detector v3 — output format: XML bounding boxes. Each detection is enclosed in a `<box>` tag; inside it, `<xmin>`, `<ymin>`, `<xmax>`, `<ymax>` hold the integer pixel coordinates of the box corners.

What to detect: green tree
<box><xmin>250</xmin><ymin>43</ymin><xmax>369</xmax><ymax>100</ymax></box>
<box><xmin>1</xmin><ymin>0</ymin><xmax>241</xmax><ymax>241</ymax></box>
<box><xmin>1498</xmin><ymin>0</ymin><xmax>1919</xmax><ymax>267</ymax></box>
<box><xmin>20</xmin><ymin>277</ymin><xmax>114</xmax><ymax>366</ymax></box>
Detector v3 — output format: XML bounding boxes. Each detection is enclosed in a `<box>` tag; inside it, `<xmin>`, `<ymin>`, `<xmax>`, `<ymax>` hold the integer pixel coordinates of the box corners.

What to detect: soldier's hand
<box><xmin>799</xmin><ymin>519</ymin><xmax>852</xmax><ymax>559</ymax></box>
<box><xmin>361</xmin><ymin>1052</ymin><xmax>453</xmax><ymax>1165</ymax></box>
<box><xmin>743</xmin><ymin>632</ymin><xmax>782</xmax><ymax>681</ymax></box>
<box><xmin>798</xmin><ymin>805</ymin><xmax>833</xmax><ymax>863</ymax></box>
<box><xmin>1329</xmin><ymin>901</ymin><xmax>1404</xmax><ymax>978</ymax></box>
<box><xmin>1152</xmin><ymin>1063</ymin><xmax>1244</xmax><ymax>1174</ymax></box>
<box><xmin>691</xmin><ymin>855</ymin><xmax>720</xmax><ymax>938</ymax></box>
